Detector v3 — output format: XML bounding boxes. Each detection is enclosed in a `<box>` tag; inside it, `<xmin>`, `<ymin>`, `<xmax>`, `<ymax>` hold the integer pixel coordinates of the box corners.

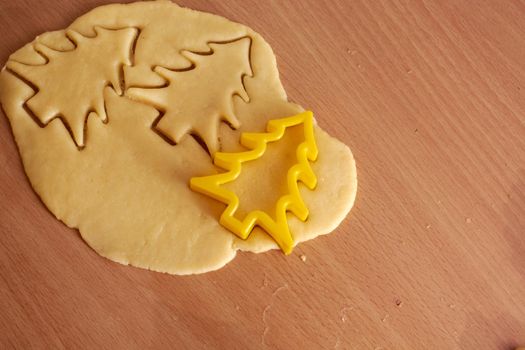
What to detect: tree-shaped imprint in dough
<box><xmin>7</xmin><ymin>27</ymin><xmax>138</xmax><ymax>147</ymax></box>
<box><xmin>127</xmin><ymin>37</ymin><xmax>252</xmax><ymax>155</ymax></box>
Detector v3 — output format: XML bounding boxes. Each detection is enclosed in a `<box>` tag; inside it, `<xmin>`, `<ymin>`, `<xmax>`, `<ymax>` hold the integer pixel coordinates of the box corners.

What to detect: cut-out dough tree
<box><xmin>126</xmin><ymin>37</ymin><xmax>252</xmax><ymax>155</ymax></box>
<box><xmin>7</xmin><ymin>27</ymin><xmax>138</xmax><ymax>148</ymax></box>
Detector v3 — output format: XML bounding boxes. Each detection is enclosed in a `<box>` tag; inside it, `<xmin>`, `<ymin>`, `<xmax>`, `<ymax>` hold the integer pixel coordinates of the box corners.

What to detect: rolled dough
<box><xmin>0</xmin><ymin>0</ymin><xmax>357</xmax><ymax>274</ymax></box>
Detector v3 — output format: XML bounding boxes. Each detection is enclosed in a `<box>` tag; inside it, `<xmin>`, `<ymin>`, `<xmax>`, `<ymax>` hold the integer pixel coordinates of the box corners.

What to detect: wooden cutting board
<box><xmin>1</xmin><ymin>0</ymin><xmax>524</xmax><ymax>348</ymax></box>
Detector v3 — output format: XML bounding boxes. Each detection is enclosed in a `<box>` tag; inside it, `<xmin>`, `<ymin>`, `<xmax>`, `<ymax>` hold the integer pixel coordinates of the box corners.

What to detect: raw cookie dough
<box><xmin>0</xmin><ymin>0</ymin><xmax>357</xmax><ymax>274</ymax></box>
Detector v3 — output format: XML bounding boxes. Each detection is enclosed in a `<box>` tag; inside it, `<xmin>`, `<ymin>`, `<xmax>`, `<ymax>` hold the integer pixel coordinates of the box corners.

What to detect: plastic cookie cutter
<box><xmin>190</xmin><ymin>110</ymin><xmax>318</xmax><ymax>254</ymax></box>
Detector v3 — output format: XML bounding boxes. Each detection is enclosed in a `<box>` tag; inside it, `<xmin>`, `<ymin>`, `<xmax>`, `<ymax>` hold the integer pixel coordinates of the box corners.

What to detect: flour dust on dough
<box><xmin>0</xmin><ymin>0</ymin><xmax>357</xmax><ymax>274</ymax></box>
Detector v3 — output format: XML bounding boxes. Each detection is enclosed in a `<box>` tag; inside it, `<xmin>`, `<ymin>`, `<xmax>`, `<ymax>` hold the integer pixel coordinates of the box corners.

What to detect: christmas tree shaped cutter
<box><xmin>190</xmin><ymin>110</ymin><xmax>318</xmax><ymax>254</ymax></box>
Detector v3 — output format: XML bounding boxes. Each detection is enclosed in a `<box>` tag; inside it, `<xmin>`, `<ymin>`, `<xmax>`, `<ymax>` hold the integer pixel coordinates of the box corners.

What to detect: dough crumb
<box><xmin>260</xmin><ymin>273</ymin><xmax>269</xmax><ymax>289</ymax></box>
<box><xmin>300</xmin><ymin>254</ymin><xmax>307</xmax><ymax>262</ymax></box>
<box><xmin>395</xmin><ymin>299</ymin><xmax>403</xmax><ymax>307</ymax></box>
<box><xmin>465</xmin><ymin>217</ymin><xmax>472</xmax><ymax>224</ymax></box>
<box><xmin>339</xmin><ymin>306</ymin><xmax>353</xmax><ymax>323</ymax></box>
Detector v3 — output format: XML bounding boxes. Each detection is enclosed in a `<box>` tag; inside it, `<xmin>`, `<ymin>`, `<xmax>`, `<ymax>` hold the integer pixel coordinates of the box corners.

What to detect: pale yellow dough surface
<box><xmin>0</xmin><ymin>1</ymin><xmax>357</xmax><ymax>274</ymax></box>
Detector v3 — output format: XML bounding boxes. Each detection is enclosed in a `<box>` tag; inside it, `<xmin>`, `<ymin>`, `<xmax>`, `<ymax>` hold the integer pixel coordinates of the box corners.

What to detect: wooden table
<box><xmin>1</xmin><ymin>1</ymin><xmax>524</xmax><ymax>348</ymax></box>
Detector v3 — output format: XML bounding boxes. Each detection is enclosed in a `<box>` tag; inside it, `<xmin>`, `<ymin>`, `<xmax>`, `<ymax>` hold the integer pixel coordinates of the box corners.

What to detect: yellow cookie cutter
<box><xmin>190</xmin><ymin>110</ymin><xmax>318</xmax><ymax>254</ymax></box>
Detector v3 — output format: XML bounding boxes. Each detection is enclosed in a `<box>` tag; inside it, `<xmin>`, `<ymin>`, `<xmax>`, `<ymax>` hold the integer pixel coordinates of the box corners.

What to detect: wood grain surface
<box><xmin>1</xmin><ymin>0</ymin><xmax>524</xmax><ymax>349</ymax></box>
